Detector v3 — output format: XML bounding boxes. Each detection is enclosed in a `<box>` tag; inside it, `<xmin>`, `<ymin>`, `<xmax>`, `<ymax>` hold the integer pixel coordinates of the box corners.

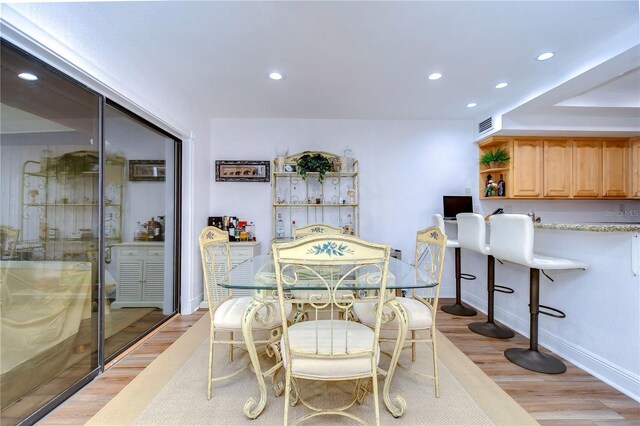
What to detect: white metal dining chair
<box><xmin>199</xmin><ymin>226</ymin><xmax>291</xmax><ymax>400</ymax></box>
<box><xmin>353</xmin><ymin>226</ymin><xmax>447</xmax><ymax>397</ymax></box>
<box><xmin>272</xmin><ymin>234</ymin><xmax>391</xmax><ymax>425</ymax></box>
<box><xmin>293</xmin><ymin>223</ymin><xmax>343</xmax><ymax>239</ymax></box>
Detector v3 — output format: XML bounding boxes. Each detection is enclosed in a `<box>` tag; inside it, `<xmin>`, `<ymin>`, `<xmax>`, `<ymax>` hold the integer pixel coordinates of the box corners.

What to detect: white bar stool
<box><xmin>433</xmin><ymin>213</ymin><xmax>477</xmax><ymax>316</ymax></box>
<box><xmin>490</xmin><ymin>214</ymin><xmax>588</xmax><ymax>374</ymax></box>
<box><xmin>457</xmin><ymin>213</ymin><xmax>515</xmax><ymax>339</ymax></box>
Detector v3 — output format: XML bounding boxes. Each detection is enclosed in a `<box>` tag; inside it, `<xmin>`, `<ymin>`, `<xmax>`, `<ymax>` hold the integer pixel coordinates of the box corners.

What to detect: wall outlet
<box><xmin>473</xmin><ymin>204</ymin><xmax>479</xmax><ymax>213</ymax></box>
<box><xmin>464</xmin><ymin>187</ymin><xmax>471</xmax><ymax>196</ymax></box>
<box><xmin>619</xmin><ymin>204</ymin><xmax>625</xmax><ymax>213</ymax></box>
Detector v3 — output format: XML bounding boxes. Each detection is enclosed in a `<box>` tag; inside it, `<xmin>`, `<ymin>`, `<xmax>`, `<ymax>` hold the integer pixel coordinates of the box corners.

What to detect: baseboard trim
<box><xmin>463</xmin><ymin>293</ymin><xmax>640</xmax><ymax>402</ymax></box>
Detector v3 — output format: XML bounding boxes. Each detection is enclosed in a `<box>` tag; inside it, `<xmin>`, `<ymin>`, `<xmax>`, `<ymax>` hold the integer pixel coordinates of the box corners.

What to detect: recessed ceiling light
<box><xmin>466</xmin><ymin>103</ymin><xmax>478</xmax><ymax>108</ymax></box>
<box><xmin>495</xmin><ymin>82</ymin><xmax>508</xmax><ymax>89</ymax></box>
<box><xmin>536</xmin><ymin>52</ymin><xmax>555</xmax><ymax>61</ymax></box>
<box><xmin>428</xmin><ymin>73</ymin><xmax>442</xmax><ymax>80</ymax></box>
<box><xmin>18</xmin><ymin>72</ymin><xmax>38</xmax><ymax>81</ymax></box>
<box><xmin>269</xmin><ymin>72</ymin><xmax>283</xmax><ymax>80</ymax></box>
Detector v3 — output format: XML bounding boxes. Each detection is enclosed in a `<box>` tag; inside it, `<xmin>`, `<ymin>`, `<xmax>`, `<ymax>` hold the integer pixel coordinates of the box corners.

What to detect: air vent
<box><xmin>478</xmin><ymin>117</ymin><xmax>493</xmax><ymax>134</ymax></box>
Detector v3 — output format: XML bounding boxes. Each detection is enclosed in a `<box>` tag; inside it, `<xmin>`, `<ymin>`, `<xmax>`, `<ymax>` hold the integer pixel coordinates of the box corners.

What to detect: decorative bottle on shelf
<box><xmin>228</xmin><ymin>220</ymin><xmax>236</xmax><ymax>242</ymax></box>
<box><xmin>498</xmin><ymin>174</ymin><xmax>505</xmax><ymax>197</ymax></box>
<box><xmin>276</xmin><ymin>213</ymin><xmax>285</xmax><ymax>239</ymax></box>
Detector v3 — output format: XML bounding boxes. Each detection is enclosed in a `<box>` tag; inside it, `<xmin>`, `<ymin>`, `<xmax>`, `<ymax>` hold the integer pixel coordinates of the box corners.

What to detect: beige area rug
<box><xmin>88</xmin><ymin>315</ymin><xmax>537</xmax><ymax>425</ymax></box>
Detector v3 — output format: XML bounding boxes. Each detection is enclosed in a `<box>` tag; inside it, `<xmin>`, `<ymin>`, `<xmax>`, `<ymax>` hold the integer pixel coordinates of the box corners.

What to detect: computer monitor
<box><xmin>443</xmin><ymin>196</ymin><xmax>473</xmax><ymax>220</ymax></box>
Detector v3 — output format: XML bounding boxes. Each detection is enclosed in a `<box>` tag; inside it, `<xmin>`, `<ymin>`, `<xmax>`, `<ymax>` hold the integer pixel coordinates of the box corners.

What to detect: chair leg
<box><xmin>504</xmin><ymin>268</ymin><xmax>566</xmax><ymax>374</ymax></box>
<box><xmin>372</xmin><ymin>369</ymin><xmax>381</xmax><ymax>426</ymax></box>
<box><xmin>441</xmin><ymin>247</ymin><xmax>477</xmax><ymax>316</ymax></box>
<box><xmin>411</xmin><ymin>330</ymin><xmax>417</xmax><ymax>362</ymax></box>
<box><xmin>208</xmin><ymin>329</ymin><xmax>215</xmax><ymax>400</ymax></box>
<box><xmin>469</xmin><ymin>255</ymin><xmax>515</xmax><ymax>339</ymax></box>
<box><xmin>432</xmin><ymin>328</ymin><xmax>440</xmax><ymax>398</ymax></box>
<box><xmin>283</xmin><ymin>369</ymin><xmax>291</xmax><ymax>426</ymax></box>
<box><xmin>229</xmin><ymin>331</ymin><xmax>234</xmax><ymax>362</ymax></box>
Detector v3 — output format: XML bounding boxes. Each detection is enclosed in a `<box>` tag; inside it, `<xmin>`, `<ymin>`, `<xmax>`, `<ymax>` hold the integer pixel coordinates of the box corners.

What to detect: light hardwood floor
<box><xmin>38</xmin><ymin>303</ymin><xmax>638</xmax><ymax>425</ymax></box>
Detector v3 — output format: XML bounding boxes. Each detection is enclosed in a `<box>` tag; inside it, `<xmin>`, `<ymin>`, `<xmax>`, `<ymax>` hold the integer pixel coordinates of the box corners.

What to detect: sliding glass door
<box><xmin>0</xmin><ymin>40</ymin><xmax>180</xmax><ymax>425</ymax></box>
<box><xmin>103</xmin><ymin>103</ymin><xmax>179</xmax><ymax>361</ymax></box>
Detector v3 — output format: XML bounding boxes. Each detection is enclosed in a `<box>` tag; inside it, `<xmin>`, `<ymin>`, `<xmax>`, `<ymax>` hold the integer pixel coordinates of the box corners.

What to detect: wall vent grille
<box><xmin>478</xmin><ymin>117</ymin><xmax>493</xmax><ymax>134</ymax></box>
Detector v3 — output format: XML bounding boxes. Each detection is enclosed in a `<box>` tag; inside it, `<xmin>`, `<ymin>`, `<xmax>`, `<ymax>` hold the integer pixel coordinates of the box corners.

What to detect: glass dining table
<box><xmin>219</xmin><ymin>254</ymin><xmax>438</xmax><ymax>419</ymax></box>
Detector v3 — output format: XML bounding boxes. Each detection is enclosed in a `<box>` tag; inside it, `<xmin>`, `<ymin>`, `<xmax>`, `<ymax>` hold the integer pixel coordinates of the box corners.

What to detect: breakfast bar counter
<box><xmin>440</xmin><ymin>218</ymin><xmax>639</xmax><ymax>401</ymax></box>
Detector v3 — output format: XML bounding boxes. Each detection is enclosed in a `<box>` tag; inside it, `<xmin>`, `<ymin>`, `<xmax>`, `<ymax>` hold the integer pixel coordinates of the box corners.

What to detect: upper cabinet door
<box><xmin>573</xmin><ymin>140</ymin><xmax>602</xmax><ymax>198</ymax></box>
<box><xmin>512</xmin><ymin>139</ymin><xmax>543</xmax><ymax>197</ymax></box>
<box><xmin>602</xmin><ymin>140</ymin><xmax>629</xmax><ymax>198</ymax></box>
<box><xmin>543</xmin><ymin>139</ymin><xmax>572</xmax><ymax>197</ymax></box>
<box><xmin>631</xmin><ymin>138</ymin><xmax>640</xmax><ymax>199</ymax></box>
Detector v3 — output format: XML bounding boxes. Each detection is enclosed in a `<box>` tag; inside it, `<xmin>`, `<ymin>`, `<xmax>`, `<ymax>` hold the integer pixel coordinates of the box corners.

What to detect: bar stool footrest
<box><xmin>460</xmin><ymin>273</ymin><xmax>476</xmax><ymax>281</ymax></box>
<box><xmin>504</xmin><ymin>348</ymin><xmax>566</xmax><ymax>374</ymax></box>
<box><xmin>494</xmin><ymin>285</ymin><xmax>514</xmax><ymax>294</ymax></box>
<box><xmin>539</xmin><ymin>305</ymin><xmax>566</xmax><ymax>318</ymax></box>
<box><xmin>468</xmin><ymin>321</ymin><xmax>514</xmax><ymax>339</ymax></box>
<box><xmin>441</xmin><ymin>303</ymin><xmax>477</xmax><ymax>316</ymax></box>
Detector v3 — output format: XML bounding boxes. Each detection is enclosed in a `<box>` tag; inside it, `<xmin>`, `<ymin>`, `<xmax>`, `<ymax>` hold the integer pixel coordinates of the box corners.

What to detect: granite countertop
<box><xmin>444</xmin><ymin>220</ymin><xmax>640</xmax><ymax>233</ymax></box>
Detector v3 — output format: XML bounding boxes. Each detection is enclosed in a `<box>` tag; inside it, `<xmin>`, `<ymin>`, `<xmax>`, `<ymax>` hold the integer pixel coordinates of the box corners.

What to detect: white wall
<box><xmin>206</xmin><ymin>117</ymin><xmax>476</xmax><ymax>297</ymax></box>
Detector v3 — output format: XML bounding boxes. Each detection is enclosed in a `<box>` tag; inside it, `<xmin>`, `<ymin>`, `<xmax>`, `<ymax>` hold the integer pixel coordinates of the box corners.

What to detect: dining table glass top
<box><xmin>219</xmin><ymin>254</ymin><xmax>438</xmax><ymax>290</ymax></box>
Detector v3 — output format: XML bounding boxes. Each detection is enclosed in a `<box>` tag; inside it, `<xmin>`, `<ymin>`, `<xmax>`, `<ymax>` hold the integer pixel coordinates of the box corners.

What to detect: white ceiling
<box><xmin>3</xmin><ymin>1</ymin><xmax>639</xmax><ymax>123</ymax></box>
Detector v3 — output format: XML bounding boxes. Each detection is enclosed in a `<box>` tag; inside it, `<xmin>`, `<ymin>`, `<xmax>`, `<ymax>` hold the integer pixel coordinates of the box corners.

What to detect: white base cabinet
<box><xmin>199</xmin><ymin>241</ymin><xmax>261</xmax><ymax>309</ymax></box>
<box><xmin>112</xmin><ymin>242</ymin><xmax>165</xmax><ymax>309</ymax></box>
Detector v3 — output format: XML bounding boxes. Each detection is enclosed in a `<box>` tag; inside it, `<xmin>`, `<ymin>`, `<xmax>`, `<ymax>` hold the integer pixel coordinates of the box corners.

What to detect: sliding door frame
<box><xmin>3</xmin><ymin>39</ymin><xmax>182</xmax><ymax>425</ymax></box>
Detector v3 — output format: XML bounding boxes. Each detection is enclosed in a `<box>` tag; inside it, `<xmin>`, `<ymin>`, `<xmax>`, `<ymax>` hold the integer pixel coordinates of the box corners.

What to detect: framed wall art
<box><xmin>215</xmin><ymin>160</ymin><xmax>270</xmax><ymax>182</ymax></box>
<box><xmin>129</xmin><ymin>160</ymin><xmax>166</xmax><ymax>181</ymax></box>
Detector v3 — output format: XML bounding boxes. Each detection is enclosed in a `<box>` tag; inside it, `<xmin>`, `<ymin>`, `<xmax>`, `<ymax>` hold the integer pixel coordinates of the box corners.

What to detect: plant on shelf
<box><xmin>479</xmin><ymin>148</ymin><xmax>510</xmax><ymax>169</ymax></box>
<box><xmin>296</xmin><ymin>152</ymin><xmax>332</xmax><ymax>183</ymax></box>
<box><xmin>46</xmin><ymin>151</ymin><xmax>99</xmax><ymax>179</ymax></box>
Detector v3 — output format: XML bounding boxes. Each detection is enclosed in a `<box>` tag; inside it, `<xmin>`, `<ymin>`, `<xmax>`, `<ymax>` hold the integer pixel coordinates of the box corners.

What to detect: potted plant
<box><xmin>479</xmin><ymin>148</ymin><xmax>510</xmax><ymax>169</ymax></box>
<box><xmin>296</xmin><ymin>152</ymin><xmax>332</xmax><ymax>183</ymax></box>
<box><xmin>46</xmin><ymin>151</ymin><xmax>99</xmax><ymax>180</ymax></box>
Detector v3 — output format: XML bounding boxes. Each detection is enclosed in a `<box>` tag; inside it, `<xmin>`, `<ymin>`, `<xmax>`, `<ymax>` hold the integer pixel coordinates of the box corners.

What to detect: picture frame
<box><xmin>215</xmin><ymin>160</ymin><xmax>270</xmax><ymax>182</ymax></box>
<box><xmin>128</xmin><ymin>160</ymin><xmax>166</xmax><ymax>182</ymax></box>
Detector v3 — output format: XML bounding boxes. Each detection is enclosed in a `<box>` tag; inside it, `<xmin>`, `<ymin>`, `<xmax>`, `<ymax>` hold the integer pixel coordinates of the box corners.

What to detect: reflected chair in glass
<box><xmin>0</xmin><ymin>225</ymin><xmax>20</xmax><ymax>259</ymax></box>
<box><xmin>353</xmin><ymin>226</ymin><xmax>447</xmax><ymax>397</ymax></box>
<box><xmin>293</xmin><ymin>223</ymin><xmax>343</xmax><ymax>239</ymax></box>
<box><xmin>199</xmin><ymin>226</ymin><xmax>291</xmax><ymax>400</ymax></box>
<box><xmin>273</xmin><ymin>234</ymin><xmax>391</xmax><ymax>425</ymax></box>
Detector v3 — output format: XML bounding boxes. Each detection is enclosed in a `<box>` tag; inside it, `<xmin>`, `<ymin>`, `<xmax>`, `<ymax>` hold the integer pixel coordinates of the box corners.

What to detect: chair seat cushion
<box><xmin>530</xmin><ymin>253</ymin><xmax>588</xmax><ymax>270</ymax></box>
<box><xmin>353</xmin><ymin>297</ymin><xmax>433</xmax><ymax>331</ymax></box>
<box><xmin>447</xmin><ymin>239</ymin><xmax>460</xmax><ymax>249</ymax></box>
<box><xmin>213</xmin><ymin>296</ymin><xmax>291</xmax><ymax>330</ymax></box>
<box><xmin>281</xmin><ymin>320</ymin><xmax>378</xmax><ymax>378</ymax></box>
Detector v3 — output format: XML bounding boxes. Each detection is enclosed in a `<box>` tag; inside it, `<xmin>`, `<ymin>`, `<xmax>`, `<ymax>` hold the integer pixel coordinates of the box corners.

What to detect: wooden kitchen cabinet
<box><xmin>543</xmin><ymin>139</ymin><xmax>572</xmax><ymax>197</ymax></box>
<box><xmin>512</xmin><ymin>139</ymin><xmax>543</xmax><ymax>198</ymax></box>
<box><xmin>631</xmin><ymin>137</ymin><xmax>640</xmax><ymax>198</ymax></box>
<box><xmin>602</xmin><ymin>140</ymin><xmax>628</xmax><ymax>198</ymax></box>
<box><xmin>573</xmin><ymin>140</ymin><xmax>602</xmax><ymax>198</ymax></box>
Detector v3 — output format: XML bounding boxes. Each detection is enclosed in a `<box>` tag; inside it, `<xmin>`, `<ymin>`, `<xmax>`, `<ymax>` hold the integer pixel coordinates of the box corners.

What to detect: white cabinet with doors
<box><xmin>112</xmin><ymin>242</ymin><xmax>164</xmax><ymax>308</ymax></box>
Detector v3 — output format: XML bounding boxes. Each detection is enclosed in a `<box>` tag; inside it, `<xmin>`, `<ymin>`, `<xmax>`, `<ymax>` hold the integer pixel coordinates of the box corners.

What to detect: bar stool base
<box><xmin>468</xmin><ymin>321</ymin><xmax>514</xmax><ymax>339</ymax></box>
<box><xmin>441</xmin><ymin>303</ymin><xmax>477</xmax><ymax>316</ymax></box>
<box><xmin>504</xmin><ymin>348</ymin><xmax>566</xmax><ymax>374</ymax></box>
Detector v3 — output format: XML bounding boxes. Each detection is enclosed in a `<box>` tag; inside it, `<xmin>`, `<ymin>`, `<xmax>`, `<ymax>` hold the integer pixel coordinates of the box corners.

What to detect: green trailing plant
<box><xmin>296</xmin><ymin>152</ymin><xmax>332</xmax><ymax>183</ymax></box>
<box><xmin>47</xmin><ymin>151</ymin><xmax>99</xmax><ymax>179</ymax></box>
<box><xmin>479</xmin><ymin>148</ymin><xmax>510</xmax><ymax>168</ymax></box>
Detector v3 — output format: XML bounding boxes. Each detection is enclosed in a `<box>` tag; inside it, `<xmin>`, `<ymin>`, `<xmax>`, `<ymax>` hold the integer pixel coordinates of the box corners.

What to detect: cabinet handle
<box><xmin>596</xmin><ymin>193</ymin><xmax>599</xmax><ymax>197</ymax></box>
